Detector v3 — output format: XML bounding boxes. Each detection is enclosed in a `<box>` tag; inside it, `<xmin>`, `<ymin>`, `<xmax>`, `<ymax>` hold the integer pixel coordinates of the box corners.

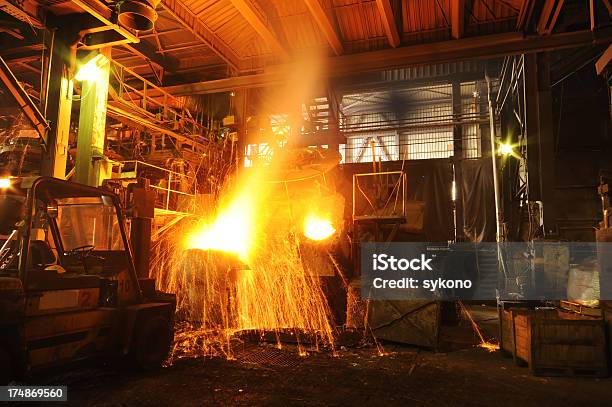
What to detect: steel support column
<box><xmin>486</xmin><ymin>75</ymin><xmax>504</xmax><ymax>242</ymax></box>
<box><xmin>452</xmin><ymin>81</ymin><xmax>464</xmax><ymax>241</ymax></box>
<box><xmin>40</xmin><ymin>28</ymin><xmax>79</xmax><ymax>178</ymax></box>
<box><xmin>128</xmin><ymin>179</ymin><xmax>156</xmax><ymax>279</ymax></box>
<box><xmin>524</xmin><ymin>53</ymin><xmax>557</xmax><ymax>235</ymax></box>
<box><xmin>75</xmin><ymin>48</ymin><xmax>111</xmax><ymax>186</ymax></box>
<box><xmin>452</xmin><ymin>81</ymin><xmax>464</xmax><ymax>158</ymax></box>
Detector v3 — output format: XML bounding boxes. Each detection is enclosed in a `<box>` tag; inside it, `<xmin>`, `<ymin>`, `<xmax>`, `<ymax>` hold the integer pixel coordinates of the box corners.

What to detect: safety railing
<box><xmin>117</xmin><ymin>160</ymin><xmax>196</xmax><ymax>212</ymax></box>
<box><xmin>108</xmin><ymin>59</ymin><xmax>204</xmax><ymax>136</ymax></box>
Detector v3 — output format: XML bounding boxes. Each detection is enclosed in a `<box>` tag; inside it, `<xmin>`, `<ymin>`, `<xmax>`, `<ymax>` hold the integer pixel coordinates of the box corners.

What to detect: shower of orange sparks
<box><xmin>303</xmin><ymin>214</ymin><xmax>336</xmax><ymax>241</ymax></box>
<box><xmin>160</xmin><ymin>166</ymin><xmax>338</xmax><ymax>358</ymax></box>
<box><xmin>458</xmin><ymin>301</ymin><xmax>500</xmax><ymax>353</ymax></box>
<box><xmin>154</xmin><ymin>48</ymin><xmax>344</xmax><ymax>359</ymax></box>
<box><xmin>479</xmin><ymin>341</ymin><xmax>500</xmax><ymax>352</ymax></box>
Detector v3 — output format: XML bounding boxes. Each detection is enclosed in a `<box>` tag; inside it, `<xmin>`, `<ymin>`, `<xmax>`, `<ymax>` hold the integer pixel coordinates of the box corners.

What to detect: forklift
<box><xmin>0</xmin><ymin>176</ymin><xmax>176</xmax><ymax>383</ymax></box>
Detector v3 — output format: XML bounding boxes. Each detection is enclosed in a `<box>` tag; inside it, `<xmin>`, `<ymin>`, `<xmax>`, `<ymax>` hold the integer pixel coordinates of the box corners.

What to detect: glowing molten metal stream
<box><xmin>183</xmin><ymin>194</ymin><xmax>255</xmax><ymax>263</ymax></box>
<box><xmin>303</xmin><ymin>215</ymin><xmax>336</xmax><ymax>241</ymax></box>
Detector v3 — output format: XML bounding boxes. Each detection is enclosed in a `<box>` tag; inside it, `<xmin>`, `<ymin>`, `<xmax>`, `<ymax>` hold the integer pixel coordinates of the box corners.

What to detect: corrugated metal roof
<box><xmin>402</xmin><ymin>0</ymin><xmax>450</xmax><ymax>33</ymax></box>
<box><xmin>333</xmin><ymin>0</ymin><xmax>386</xmax><ymax>42</ymax></box>
<box><xmin>270</xmin><ymin>0</ymin><xmax>327</xmax><ymax>50</ymax></box>
<box><xmin>183</xmin><ymin>0</ymin><xmax>273</xmax><ymax>57</ymax></box>
<box><xmin>110</xmin><ymin>0</ymin><xmax>521</xmax><ymax>80</ymax></box>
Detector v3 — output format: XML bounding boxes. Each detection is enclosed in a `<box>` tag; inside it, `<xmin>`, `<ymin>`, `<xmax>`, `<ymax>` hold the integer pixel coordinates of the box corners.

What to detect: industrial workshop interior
<box><xmin>2</xmin><ymin>0</ymin><xmax>612</xmax><ymax>405</ymax></box>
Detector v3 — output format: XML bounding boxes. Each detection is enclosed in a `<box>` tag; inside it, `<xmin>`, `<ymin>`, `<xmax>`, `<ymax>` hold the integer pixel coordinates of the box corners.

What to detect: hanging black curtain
<box><xmin>459</xmin><ymin>158</ymin><xmax>496</xmax><ymax>242</ymax></box>
<box><xmin>404</xmin><ymin>160</ymin><xmax>454</xmax><ymax>242</ymax></box>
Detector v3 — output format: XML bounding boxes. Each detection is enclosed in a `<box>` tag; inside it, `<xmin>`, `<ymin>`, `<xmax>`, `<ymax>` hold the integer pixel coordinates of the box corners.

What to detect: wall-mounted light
<box><xmin>497</xmin><ymin>142</ymin><xmax>514</xmax><ymax>156</ymax></box>
<box><xmin>75</xmin><ymin>53</ymin><xmax>109</xmax><ymax>82</ymax></box>
<box><xmin>0</xmin><ymin>178</ymin><xmax>11</xmax><ymax>189</ymax></box>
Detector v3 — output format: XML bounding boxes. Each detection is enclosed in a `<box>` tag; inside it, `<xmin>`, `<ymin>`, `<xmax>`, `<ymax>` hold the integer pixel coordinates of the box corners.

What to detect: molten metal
<box><xmin>183</xmin><ymin>197</ymin><xmax>255</xmax><ymax>263</ymax></box>
<box><xmin>303</xmin><ymin>215</ymin><xmax>335</xmax><ymax>241</ymax></box>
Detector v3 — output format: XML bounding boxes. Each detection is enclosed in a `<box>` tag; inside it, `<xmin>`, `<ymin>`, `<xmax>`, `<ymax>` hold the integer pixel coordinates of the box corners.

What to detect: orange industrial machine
<box><xmin>0</xmin><ymin>176</ymin><xmax>175</xmax><ymax>383</ymax></box>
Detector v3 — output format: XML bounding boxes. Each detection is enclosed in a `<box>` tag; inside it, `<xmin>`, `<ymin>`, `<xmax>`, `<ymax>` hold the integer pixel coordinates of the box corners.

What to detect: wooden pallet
<box><xmin>531</xmin><ymin>365</ymin><xmax>608</xmax><ymax>378</ymax></box>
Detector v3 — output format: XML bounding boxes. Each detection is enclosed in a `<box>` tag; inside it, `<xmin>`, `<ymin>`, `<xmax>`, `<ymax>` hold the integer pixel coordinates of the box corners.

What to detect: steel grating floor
<box><xmin>231</xmin><ymin>343</ymin><xmax>306</xmax><ymax>368</ymax></box>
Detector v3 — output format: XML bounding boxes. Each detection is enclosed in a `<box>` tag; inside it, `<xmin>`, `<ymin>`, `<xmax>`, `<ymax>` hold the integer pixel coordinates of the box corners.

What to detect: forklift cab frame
<box><xmin>0</xmin><ymin>177</ymin><xmax>175</xmax><ymax>383</ymax></box>
<box><xmin>12</xmin><ymin>177</ymin><xmax>142</xmax><ymax>301</ymax></box>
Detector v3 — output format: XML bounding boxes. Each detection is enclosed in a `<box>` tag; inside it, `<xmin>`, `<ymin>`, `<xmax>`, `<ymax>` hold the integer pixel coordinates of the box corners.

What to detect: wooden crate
<box><xmin>560</xmin><ymin>300</ymin><xmax>602</xmax><ymax>317</ymax></box>
<box><xmin>499</xmin><ymin>307</ymin><xmax>518</xmax><ymax>357</ymax></box>
<box><xmin>600</xmin><ymin>302</ymin><xmax>612</xmax><ymax>370</ymax></box>
<box><xmin>498</xmin><ymin>302</ymin><xmax>541</xmax><ymax>359</ymax></box>
<box><xmin>513</xmin><ymin>310</ymin><xmax>608</xmax><ymax>377</ymax></box>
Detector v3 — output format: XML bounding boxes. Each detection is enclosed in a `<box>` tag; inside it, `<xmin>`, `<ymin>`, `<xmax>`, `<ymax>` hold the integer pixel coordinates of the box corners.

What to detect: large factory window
<box><xmin>400</xmin><ymin>129</ymin><xmax>454</xmax><ymax>160</ymax></box>
<box><xmin>344</xmin><ymin>133</ymin><xmax>399</xmax><ymax>163</ymax></box>
<box><xmin>341</xmin><ymin>130</ymin><xmax>454</xmax><ymax>162</ymax></box>
<box><xmin>339</xmin><ymin>81</ymin><xmax>485</xmax><ymax>162</ymax></box>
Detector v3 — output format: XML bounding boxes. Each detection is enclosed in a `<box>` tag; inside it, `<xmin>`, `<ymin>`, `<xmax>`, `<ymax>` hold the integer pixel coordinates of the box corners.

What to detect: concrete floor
<box><xmin>34</xmin><ymin>305</ymin><xmax>612</xmax><ymax>407</ymax></box>
<box><xmin>41</xmin><ymin>343</ymin><xmax>611</xmax><ymax>407</ymax></box>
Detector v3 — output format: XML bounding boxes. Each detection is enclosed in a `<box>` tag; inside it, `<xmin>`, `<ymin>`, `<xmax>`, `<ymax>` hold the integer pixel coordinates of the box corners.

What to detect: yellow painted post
<box><xmin>75</xmin><ymin>48</ymin><xmax>111</xmax><ymax>186</ymax></box>
<box><xmin>41</xmin><ymin>28</ymin><xmax>77</xmax><ymax>179</ymax></box>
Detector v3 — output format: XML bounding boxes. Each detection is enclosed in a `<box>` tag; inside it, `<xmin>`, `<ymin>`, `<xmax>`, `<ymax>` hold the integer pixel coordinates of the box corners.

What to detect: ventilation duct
<box><xmin>117</xmin><ymin>0</ymin><xmax>161</xmax><ymax>31</ymax></box>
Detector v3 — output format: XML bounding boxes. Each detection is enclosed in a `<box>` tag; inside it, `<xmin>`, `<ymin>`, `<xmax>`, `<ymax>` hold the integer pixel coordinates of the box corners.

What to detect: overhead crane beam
<box><xmin>159</xmin><ymin>28</ymin><xmax>612</xmax><ymax>96</ymax></box>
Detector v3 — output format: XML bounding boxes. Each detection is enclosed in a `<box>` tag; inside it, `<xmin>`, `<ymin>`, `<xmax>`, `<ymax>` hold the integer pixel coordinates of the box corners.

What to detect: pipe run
<box><xmin>486</xmin><ymin>74</ymin><xmax>504</xmax><ymax>243</ymax></box>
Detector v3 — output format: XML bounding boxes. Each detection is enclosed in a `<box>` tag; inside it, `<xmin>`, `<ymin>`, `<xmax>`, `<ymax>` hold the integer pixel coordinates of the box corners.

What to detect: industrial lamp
<box><xmin>75</xmin><ymin>53</ymin><xmax>109</xmax><ymax>82</ymax></box>
<box><xmin>497</xmin><ymin>142</ymin><xmax>514</xmax><ymax>157</ymax></box>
